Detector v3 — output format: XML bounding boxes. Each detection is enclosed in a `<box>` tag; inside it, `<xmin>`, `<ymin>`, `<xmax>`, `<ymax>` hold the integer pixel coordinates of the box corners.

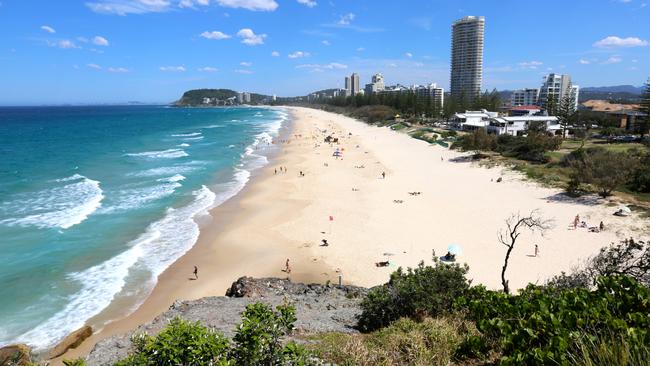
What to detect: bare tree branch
<box><xmin>499</xmin><ymin>210</ymin><xmax>554</xmax><ymax>294</ymax></box>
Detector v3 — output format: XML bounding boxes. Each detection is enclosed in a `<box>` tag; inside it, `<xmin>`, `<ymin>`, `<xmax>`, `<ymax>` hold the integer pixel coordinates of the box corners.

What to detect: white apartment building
<box><xmin>487</xmin><ymin>116</ymin><xmax>561</xmax><ymax>136</ymax></box>
<box><xmin>538</xmin><ymin>73</ymin><xmax>579</xmax><ymax>111</ymax></box>
<box><xmin>450</xmin><ymin>109</ymin><xmax>499</xmax><ymax>130</ymax></box>
<box><xmin>450</xmin><ymin>16</ymin><xmax>485</xmax><ymax>101</ymax></box>
<box><xmin>511</xmin><ymin>88</ymin><xmax>539</xmax><ymax>106</ymax></box>
<box><xmin>413</xmin><ymin>83</ymin><xmax>444</xmax><ymax>109</ymax></box>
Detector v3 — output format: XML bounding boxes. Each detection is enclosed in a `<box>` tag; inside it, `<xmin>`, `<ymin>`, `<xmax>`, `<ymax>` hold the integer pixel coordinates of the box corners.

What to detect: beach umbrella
<box><xmin>447</xmin><ymin>244</ymin><xmax>462</xmax><ymax>256</ymax></box>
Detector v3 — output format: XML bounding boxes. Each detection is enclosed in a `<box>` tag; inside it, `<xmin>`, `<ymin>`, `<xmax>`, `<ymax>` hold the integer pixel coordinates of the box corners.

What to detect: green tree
<box><xmin>638</xmin><ymin>78</ymin><xmax>650</xmax><ymax>138</ymax></box>
<box><xmin>558</xmin><ymin>87</ymin><xmax>577</xmax><ymax>138</ymax></box>
<box><xmin>545</xmin><ymin>93</ymin><xmax>558</xmax><ymax>116</ymax></box>
<box><xmin>569</xmin><ymin>148</ymin><xmax>639</xmax><ymax>197</ymax></box>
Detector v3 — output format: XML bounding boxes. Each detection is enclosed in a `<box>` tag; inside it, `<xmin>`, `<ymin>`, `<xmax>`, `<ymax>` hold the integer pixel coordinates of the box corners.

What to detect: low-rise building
<box><xmin>450</xmin><ymin>109</ymin><xmax>499</xmax><ymax>130</ymax></box>
<box><xmin>508</xmin><ymin>105</ymin><xmax>543</xmax><ymax>116</ymax></box>
<box><xmin>487</xmin><ymin>116</ymin><xmax>561</xmax><ymax>136</ymax></box>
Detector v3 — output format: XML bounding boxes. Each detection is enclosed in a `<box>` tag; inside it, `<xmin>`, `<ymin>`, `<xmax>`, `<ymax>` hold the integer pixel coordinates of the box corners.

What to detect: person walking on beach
<box><xmin>193</xmin><ymin>265</ymin><xmax>198</xmax><ymax>279</ymax></box>
<box><xmin>284</xmin><ymin>259</ymin><xmax>291</xmax><ymax>274</ymax></box>
<box><xmin>574</xmin><ymin>214</ymin><xmax>580</xmax><ymax>229</ymax></box>
<box><xmin>534</xmin><ymin>244</ymin><xmax>539</xmax><ymax>257</ymax></box>
<box><xmin>381</xmin><ymin>171</ymin><xmax>386</xmax><ymax>179</ymax></box>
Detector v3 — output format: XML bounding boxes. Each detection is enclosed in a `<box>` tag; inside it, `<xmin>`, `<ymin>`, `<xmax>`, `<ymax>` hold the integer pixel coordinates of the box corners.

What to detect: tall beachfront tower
<box><xmin>450</xmin><ymin>16</ymin><xmax>485</xmax><ymax>102</ymax></box>
<box><xmin>351</xmin><ymin>73</ymin><xmax>360</xmax><ymax>96</ymax></box>
<box><xmin>538</xmin><ymin>73</ymin><xmax>579</xmax><ymax>112</ymax></box>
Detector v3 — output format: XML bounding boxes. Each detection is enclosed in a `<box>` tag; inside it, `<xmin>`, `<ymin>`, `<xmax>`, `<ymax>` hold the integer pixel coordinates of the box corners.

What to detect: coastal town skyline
<box><xmin>1</xmin><ymin>0</ymin><xmax>649</xmax><ymax>105</ymax></box>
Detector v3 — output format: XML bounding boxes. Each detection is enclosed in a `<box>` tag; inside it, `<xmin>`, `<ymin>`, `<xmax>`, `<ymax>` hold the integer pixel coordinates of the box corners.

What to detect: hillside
<box><xmin>174</xmin><ymin>88</ymin><xmax>271</xmax><ymax>106</ymax></box>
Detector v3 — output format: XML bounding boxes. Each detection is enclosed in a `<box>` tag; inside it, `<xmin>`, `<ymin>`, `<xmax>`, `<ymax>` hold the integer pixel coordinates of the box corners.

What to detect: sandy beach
<box><xmin>57</xmin><ymin>106</ymin><xmax>650</xmax><ymax>362</ymax></box>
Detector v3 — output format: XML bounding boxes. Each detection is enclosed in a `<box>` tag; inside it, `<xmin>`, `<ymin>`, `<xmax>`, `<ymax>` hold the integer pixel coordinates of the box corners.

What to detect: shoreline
<box><xmin>52</xmin><ymin>108</ymin><xmax>338</xmax><ymax>363</ymax></box>
<box><xmin>54</xmin><ymin>106</ymin><xmax>649</xmax><ymax>363</ymax></box>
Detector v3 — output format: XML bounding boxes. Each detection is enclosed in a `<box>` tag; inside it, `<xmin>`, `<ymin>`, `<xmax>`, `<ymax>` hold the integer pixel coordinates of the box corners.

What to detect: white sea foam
<box><xmin>177</xmin><ymin>143</ymin><xmax>190</xmax><ymax>147</ymax></box>
<box><xmin>126</xmin><ymin>149</ymin><xmax>188</xmax><ymax>159</ymax></box>
<box><xmin>16</xmin><ymin>186</ymin><xmax>216</xmax><ymax>350</ymax></box>
<box><xmin>158</xmin><ymin>174</ymin><xmax>186</xmax><ymax>183</ymax></box>
<box><xmin>171</xmin><ymin>132</ymin><xmax>202</xmax><ymax>137</ymax></box>
<box><xmin>181</xmin><ymin>136</ymin><xmax>204</xmax><ymax>141</ymax></box>
<box><xmin>204</xmin><ymin>124</ymin><xmax>224</xmax><ymax>129</ymax></box>
<box><xmin>100</xmin><ymin>182</ymin><xmax>182</xmax><ymax>214</ymax></box>
<box><xmin>0</xmin><ymin>174</ymin><xmax>104</xmax><ymax>229</ymax></box>
<box><xmin>130</xmin><ymin>165</ymin><xmax>202</xmax><ymax>178</ymax></box>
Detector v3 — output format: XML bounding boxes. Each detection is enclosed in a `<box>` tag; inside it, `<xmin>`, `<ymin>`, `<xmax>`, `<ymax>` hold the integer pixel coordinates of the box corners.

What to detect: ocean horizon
<box><xmin>0</xmin><ymin>105</ymin><xmax>288</xmax><ymax>350</ymax></box>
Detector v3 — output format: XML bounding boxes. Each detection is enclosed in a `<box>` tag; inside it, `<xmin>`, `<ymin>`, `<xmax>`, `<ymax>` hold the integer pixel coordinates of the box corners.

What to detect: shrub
<box><xmin>230</xmin><ymin>302</ymin><xmax>310</xmax><ymax>365</ymax></box>
<box><xmin>357</xmin><ymin>258</ymin><xmax>470</xmax><ymax>332</ymax></box>
<box><xmin>310</xmin><ymin>317</ymin><xmax>482</xmax><ymax>366</ymax></box>
<box><xmin>116</xmin><ymin>318</ymin><xmax>230</xmax><ymax>366</ymax></box>
<box><xmin>547</xmin><ymin>239</ymin><xmax>650</xmax><ymax>289</ymax></box>
<box><xmin>567</xmin><ymin>332</ymin><xmax>650</xmax><ymax>366</ymax></box>
<box><xmin>115</xmin><ymin>303</ymin><xmax>314</xmax><ymax>366</ymax></box>
<box><xmin>456</xmin><ymin>276</ymin><xmax>650</xmax><ymax>365</ymax></box>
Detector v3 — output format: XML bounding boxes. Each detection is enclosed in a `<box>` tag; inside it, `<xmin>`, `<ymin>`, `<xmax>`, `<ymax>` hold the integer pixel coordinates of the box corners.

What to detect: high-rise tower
<box><xmin>450</xmin><ymin>16</ymin><xmax>485</xmax><ymax>102</ymax></box>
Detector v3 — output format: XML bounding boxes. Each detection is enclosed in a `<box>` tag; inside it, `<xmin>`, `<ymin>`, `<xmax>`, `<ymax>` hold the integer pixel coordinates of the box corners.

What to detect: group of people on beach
<box><xmin>573</xmin><ymin>214</ymin><xmax>605</xmax><ymax>233</ymax></box>
<box><xmin>274</xmin><ymin>166</ymin><xmax>288</xmax><ymax>175</ymax></box>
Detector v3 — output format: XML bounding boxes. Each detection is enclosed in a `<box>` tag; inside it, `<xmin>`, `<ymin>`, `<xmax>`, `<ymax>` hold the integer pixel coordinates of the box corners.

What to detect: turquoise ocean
<box><xmin>0</xmin><ymin>105</ymin><xmax>287</xmax><ymax>349</ymax></box>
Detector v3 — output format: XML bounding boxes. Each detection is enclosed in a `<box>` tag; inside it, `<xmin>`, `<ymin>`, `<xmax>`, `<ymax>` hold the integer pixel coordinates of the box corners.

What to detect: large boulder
<box><xmin>0</xmin><ymin>344</ymin><xmax>31</xmax><ymax>366</ymax></box>
<box><xmin>49</xmin><ymin>325</ymin><xmax>93</xmax><ymax>359</ymax></box>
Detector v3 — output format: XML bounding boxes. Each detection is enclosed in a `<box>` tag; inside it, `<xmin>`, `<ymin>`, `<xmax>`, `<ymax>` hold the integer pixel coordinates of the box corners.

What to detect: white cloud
<box><xmin>86</xmin><ymin>0</ymin><xmax>173</xmax><ymax>15</ymax></box>
<box><xmin>387</xmin><ymin>63</ymin><xmax>397</xmax><ymax>67</ymax></box>
<box><xmin>200</xmin><ymin>31</ymin><xmax>231</xmax><ymax>40</ymax></box>
<box><xmin>594</xmin><ymin>36</ymin><xmax>648</xmax><ymax>48</ymax></box>
<box><xmin>356</xmin><ymin>47</ymin><xmax>365</xmax><ymax>52</ymax></box>
<box><xmin>77</xmin><ymin>37</ymin><xmax>89</xmax><ymax>43</ymax></box>
<box><xmin>296</xmin><ymin>62</ymin><xmax>347</xmax><ymax>71</ymax></box>
<box><xmin>240</xmin><ymin>61</ymin><xmax>252</xmax><ymax>66</ymax></box>
<box><xmin>405</xmin><ymin>52</ymin><xmax>413</xmax><ymax>58</ymax></box>
<box><xmin>92</xmin><ymin>36</ymin><xmax>109</xmax><ymax>46</ymax></box>
<box><xmin>235</xmin><ymin>69</ymin><xmax>254</xmax><ymax>74</ymax></box>
<box><xmin>321</xmin><ymin>40</ymin><xmax>330</xmax><ymax>46</ymax></box>
<box><xmin>87</xmin><ymin>63</ymin><xmax>102</xmax><ymax>70</ymax></box>
<box><xmin>518</xmin><ymin>60</ymin><xmax>543</xmax><ymax>69</ymax></box>
<box><xmin>237</xmin><ymin>28</ymin><xmax>266</xmax><ymax>45</ymax></box>
<box><xmin>53</xmin><ymin>40</ymin><xmax>80</xmax><ymax>49</ymax></box>
<box><xmin>179</xmin><ymin>0</ymin><xmax>210</xmax><ymax>8</ymax></box>
<box><xmin>297</xmin><ymin>0</ymin><xmax>316</xmax><ymax>7</ymax></box>
<box><xmin>215</xmin><ymin>0</ymin><xmax>278</xmax><ymax>11</ymax></box>
<box><xmin>271</xmin><ymin>51</ymin><xmax>280</xmax><ymax>56</ymax></box>
<box><xmin>337</xmin><ymin>13</ymin><xmax>355</xmax><ymax>25</ymax></box>
<box><xmin>632</xmin><ymin>59</ymin><xmax>639</xmax><ymax>63</ymax></box>
<box><xmin>579</xmin><ymin>59</ymin><xmax>591</xmax><ymax>65</ymax></box>
<box><xmin>288</xmin><ymin>51</ymin><xmax>310</xmax><ymax>59</ymax></box>
<box><xmin>603</xmin><ymin>56</ymin><xmax>623</xmax><ymax>64</ymax></box>
<box><xmin>108</xmin><ymin>67</ymin><xmax>129</xmax><ymax>73</ymax></box>
<box><xmin>198</xmin><ymin>66</ymin><xmax>219</xmax><ymax>72</ymax></box>
<box><xmin>159</xmin><ymin>65</ymin><xmax>187</xmax><ymax>71</ymax></box>
<box><xmin>41</xmin><ymin>25</ymin><xmax>56</xmax><ymax>34</ymax></box>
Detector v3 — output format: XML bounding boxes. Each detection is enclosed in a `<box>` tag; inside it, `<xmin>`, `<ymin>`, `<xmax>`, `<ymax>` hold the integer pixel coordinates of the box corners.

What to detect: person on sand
<box><xmin>600</xmin><ymin>221</ymin><xmax>605</xmax><ymax>231</ymax></box>
<box><xmin>573</xmin><ymin>214</ymin><xmax>580</xmax><ymax>229</ymax></box>
<box><xmin>193</xmin><ymin>266</ymin><xmax>198</xmax><ymax>279</ymax></box>
<box><xmin>534</xmin><ymin>244</ymin><xmax>539</xmax><ymax>257</ymax></box>
<box><xmin>381</xmin><ymin>171</ymin><xmax>386</xmax><ymax>179</ymax></box>
<box><xmin>284</xmin><ymin>258</ymin><xmax>291</xmax><ymax>274</ymax></box>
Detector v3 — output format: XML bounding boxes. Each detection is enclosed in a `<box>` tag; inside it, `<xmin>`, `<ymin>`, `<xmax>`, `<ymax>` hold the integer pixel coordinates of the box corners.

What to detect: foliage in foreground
<box><xmin>114</xmin><ymin>303</ymin><xmax>313</xmax><ymax>366</ymax></box>
<box><xmin>458</xmin><ymin>276</ymin><xmax>649</xmax><ymax>365</ymax></box>
<box><xmin>309</xmin><ymin>316</ymin><xmax>485</xmax><ymax>366</ymax></box>
<box><xmin>356</xmin><ymin>255</ymin><xmax>650</xmax><ymax>365</ymax></box>
<box><xmin>547</xmin><ymin>238</ymin><xmax>650</xmax><ymax>289</ymax></box>
<box><xmin>357</xmin><ymin>257</ymin><xmax>470</xmax><ymax>332</ymax></box>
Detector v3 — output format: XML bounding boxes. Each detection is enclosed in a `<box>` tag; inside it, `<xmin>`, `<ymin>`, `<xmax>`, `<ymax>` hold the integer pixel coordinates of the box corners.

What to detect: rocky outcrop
<box><xmin>49</xmin><ymin>325</ymin><xmax>93</xmax><ymax>359</ymax></box>
<box><xmin>0</xmin><ymin>344</ymin><xmax>32</xmax><ymax>366</ymax></box>
<box><xmin>86</xmin><ymin>277</ymin><xmax>368</xmax><ymax>366</ymax></box>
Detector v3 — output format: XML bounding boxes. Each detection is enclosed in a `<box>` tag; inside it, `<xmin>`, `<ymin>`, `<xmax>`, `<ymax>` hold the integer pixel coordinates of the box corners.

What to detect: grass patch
<box><xmin>308</xmin><ymin>317</ymin><xmax>489</xmax><ymax>366</ymax></box>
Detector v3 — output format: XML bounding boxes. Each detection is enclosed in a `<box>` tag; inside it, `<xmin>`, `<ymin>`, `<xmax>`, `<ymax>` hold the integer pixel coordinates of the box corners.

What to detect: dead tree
<box><xmin>498</xmin><ymin>210</ymin><xmax>553</xmax><ymax>294</ymax></box>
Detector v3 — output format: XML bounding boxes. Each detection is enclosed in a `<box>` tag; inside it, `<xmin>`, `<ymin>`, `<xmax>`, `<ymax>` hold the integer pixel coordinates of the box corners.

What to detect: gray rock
<box><xmin>86</xmin><ymin>277</ymin><xmax>368</xmax><ymax>366</ymax></box>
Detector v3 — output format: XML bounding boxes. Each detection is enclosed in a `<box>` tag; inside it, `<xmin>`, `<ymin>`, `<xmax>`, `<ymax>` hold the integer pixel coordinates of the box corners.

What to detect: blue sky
<box><xmin>0</xmin><ymin>0</ymin><xmax>649</xmax><ymax>105</ymax></box>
